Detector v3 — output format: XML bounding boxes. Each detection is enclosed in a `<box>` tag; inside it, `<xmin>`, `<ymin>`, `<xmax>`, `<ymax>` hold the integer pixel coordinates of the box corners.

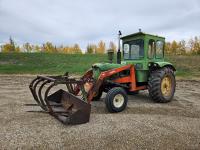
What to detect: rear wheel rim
<box><xmin>161</xmin><ymin>76</ymin><xmax>172</xmax><ymax>97</ymax></box>
<box><xmin>113</xmin><ymin>94</ymin><xmax>124</xmax><ymax>108</ymax></box>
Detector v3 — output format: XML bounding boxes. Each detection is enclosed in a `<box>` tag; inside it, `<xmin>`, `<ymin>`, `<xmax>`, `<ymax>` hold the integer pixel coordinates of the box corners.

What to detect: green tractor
<box><xmin>92</xmin><ymin>31</ymin><xmax>176</xmax><ymax>101</ymax></box>
<box><xmin>29</xmin><ymin>31</ymin><xmax>176</xmax><ymax>124</ymax></box>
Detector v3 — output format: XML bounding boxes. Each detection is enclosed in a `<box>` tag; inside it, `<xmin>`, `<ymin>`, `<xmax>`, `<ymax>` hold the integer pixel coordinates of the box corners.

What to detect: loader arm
<box><xmin>87</xmin><ymin>64</ymin><xmax>147</xmax><ymax>102</ymax></box>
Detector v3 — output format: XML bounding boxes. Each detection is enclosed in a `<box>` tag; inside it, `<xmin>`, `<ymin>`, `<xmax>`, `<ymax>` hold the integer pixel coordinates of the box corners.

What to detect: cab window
<box><xmin>148</xmin><ymin>39</ymin><xmax>155</xmax><ymax>59</ymax></box>
<box><xmin>156</xmin><ymin>41</ymin><xmax>164</xmax><ymax>58</ymax></box>
<box><xmin>124</xmin><ymin>44</ymin><xmax>129</xmax><ymax>59</ymax></box>
<box><xmin>123</xmin><ymin>39</ymin><xmax>144</xmax><ymax>60</ymax></box>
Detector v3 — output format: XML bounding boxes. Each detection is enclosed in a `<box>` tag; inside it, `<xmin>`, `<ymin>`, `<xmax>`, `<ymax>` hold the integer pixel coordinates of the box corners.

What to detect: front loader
<box><xmin>29</xmin><ymin>30</ymin><xmax>176</xmax><ymax>125</ymax></box>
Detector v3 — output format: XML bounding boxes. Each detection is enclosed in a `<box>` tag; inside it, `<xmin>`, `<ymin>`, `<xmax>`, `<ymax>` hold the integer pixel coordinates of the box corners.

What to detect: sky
<box><xmin>0</xmin><ymin>0</ymin><xmax>200</xmax><ymax>49</ymax></box>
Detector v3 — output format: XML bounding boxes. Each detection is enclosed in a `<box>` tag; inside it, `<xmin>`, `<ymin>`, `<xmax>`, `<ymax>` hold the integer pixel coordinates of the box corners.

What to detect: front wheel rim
<box><xmin>113</xmin><ymin>94</ymin><xmax>124</xmax><ymax>108</ymax></box>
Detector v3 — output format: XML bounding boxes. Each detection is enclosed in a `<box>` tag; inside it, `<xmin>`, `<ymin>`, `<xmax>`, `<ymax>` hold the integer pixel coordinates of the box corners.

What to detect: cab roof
<box><xmin>121</xmin><ymin>32</ymin><xmax>165</xmax><ymax>40</ymax></box>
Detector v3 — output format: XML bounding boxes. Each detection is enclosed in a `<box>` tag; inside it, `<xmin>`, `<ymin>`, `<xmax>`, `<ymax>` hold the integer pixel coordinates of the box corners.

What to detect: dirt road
<box><xmin>0</xmin><ymin>75</ymin><xmax>200</xmax><ymax>150</ymax></box>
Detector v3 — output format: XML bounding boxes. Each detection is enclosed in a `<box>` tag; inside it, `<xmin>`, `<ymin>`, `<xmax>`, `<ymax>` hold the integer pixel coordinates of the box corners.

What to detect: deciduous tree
<box><xmin>171</xmin><ymin>40</ymin><xmax>179</xmax><ymax>55</ymax></box>
<box><xmin>72</xmin><ymin>44</ymin><xmax>82</xmax><ymax>54</ymax></box>
<box><xmin>109</xmin><ymin>41</ymin><xmax>117</xmax><ymax>53</ymax></box>
<box><xmin>42</xmin><ymin>42</ymin><xmax>57</xmax><ymax>53</ymax></box>
<box><xmin>96</xmin><ymin>40</ymin><xmax>106</xmax><ymax>54</ymax></box>
<box><xmin>177</xmin><ymin>40</ymin><xmax>186</xmax><ymax>55</ymax></box>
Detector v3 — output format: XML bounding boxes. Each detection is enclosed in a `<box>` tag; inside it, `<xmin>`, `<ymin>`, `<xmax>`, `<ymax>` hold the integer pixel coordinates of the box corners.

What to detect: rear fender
<box><xmin>149</xmin><ymin>62</ymin><xmax>176</xmax><ymax>71</ymax></box>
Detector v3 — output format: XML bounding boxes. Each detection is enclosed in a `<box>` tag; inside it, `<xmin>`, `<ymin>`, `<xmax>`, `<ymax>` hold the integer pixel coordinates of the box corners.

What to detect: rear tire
<box><xmin>148</xmin><ymin>67</ymin><xmax>176</xmax><ymax>103</ymax></box>
<box><xmin>105</xmin><ymin>87</ymin><xmax>128</xmax><ymax>113</ymax></box>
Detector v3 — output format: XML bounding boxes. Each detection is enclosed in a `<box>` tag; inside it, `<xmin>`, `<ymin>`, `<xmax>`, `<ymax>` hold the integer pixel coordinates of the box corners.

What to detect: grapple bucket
<box><xmin>29</xmin><ymin>74</ymin><xmax>91</xmax><ymax>125</ymax></box>
<box><xmin>47</xmin><ymin>89</ymin><xmax>91</xmax><ymax>124</ymax></box>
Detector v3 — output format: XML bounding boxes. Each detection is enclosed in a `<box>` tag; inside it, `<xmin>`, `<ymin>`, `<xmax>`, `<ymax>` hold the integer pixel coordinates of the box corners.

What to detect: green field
<box><xmin>0</xmin><ymin>53</ymin><xmax>199</xmax><ymax>78</ymax></box>
<box><xmin>0</xmin><ymin>53</ymin><xmax>109</xmax><ymax>75</ymax></box>
<box><xmin>165</xmin><ymin>55</ymin><xmax>200</xmax><ymax>78</ymax></box>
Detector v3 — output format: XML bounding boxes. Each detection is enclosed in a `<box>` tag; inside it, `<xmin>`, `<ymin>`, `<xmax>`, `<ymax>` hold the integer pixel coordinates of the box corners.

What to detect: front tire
<box><xmin>105</xmin><ymin>87</ymin><xmax>128</xmax><ymax>113</ymax></box>
<box><xmin>148</xmin><ymin>67</ymin><xmax>176</xmax><ymax>103</ymax></box>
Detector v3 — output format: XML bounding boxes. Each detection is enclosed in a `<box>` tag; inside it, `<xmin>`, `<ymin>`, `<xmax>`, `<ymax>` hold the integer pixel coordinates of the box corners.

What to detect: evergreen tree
<box><xmin>23</xmin><ymin>43</ymin><xmax>33</xmax><ymax>52</ymax></box>
<box><xmin>86</xmin><ymin>44</ymin><xmax>96</xmax><ymax>54</ymax></box>
<box><xmin>1</xmin><ymin>37</ymin><xmax>19</xmax><ymax>52</ymax></box>
<box><xmin>9</xmin><ymin>36</ymin><xmax>16</xmax><ymax>52</ymax></box>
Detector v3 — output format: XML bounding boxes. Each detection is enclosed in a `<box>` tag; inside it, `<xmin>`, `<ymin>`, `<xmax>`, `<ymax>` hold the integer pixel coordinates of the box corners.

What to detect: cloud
<box><xmin>0</xmin><ymin>0</ymin><xmax>200</xmax><ymax>48</ymax></box>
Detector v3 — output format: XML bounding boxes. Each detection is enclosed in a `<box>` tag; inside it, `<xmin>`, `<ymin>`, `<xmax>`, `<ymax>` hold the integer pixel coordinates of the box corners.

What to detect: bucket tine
<box><xmin>44</xmin><ymin>82</ymin><xmax>56</xmax><ymax>113</ymax></box>
<box><xmin>30</xmin><ymin>78</ymin><xmax>44</xmax><ymax>108</ymax></box>
<box><xmin>29</xmin><ymin>77</ymin><xmax>39</xmax><ymax>103</ymax></box>
<box><xmin>66</xmin><ymin>81</ymin><xmax>77</xmax><ymax>95</ymax></box>
<box><xmin>38</xmin><ymin>80</ymin><xmax>50</xmax><ymax>111</ymax></box>
<box><xmin>66</xmin><ymin>83</ymin><xmax>73</xmax><ymax>94</ymax></box>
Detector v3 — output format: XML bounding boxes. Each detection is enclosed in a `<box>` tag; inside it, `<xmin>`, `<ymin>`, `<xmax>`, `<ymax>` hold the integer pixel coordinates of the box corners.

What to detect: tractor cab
<box><xmin>120</xmin><ymin>31</ymin><xmax>168</xmax><ymax>82</ymax></box>
<box><xmin>121</xmin><ymin>31</ymin><xmax>165</xmax><ymax>62</ymax></box>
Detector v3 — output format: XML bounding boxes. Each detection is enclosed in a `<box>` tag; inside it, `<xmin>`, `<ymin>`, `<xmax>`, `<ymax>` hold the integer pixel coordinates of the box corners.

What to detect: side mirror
<box><xmin>107</xmin><ymin>49</ymin><xmax>114</xmax><ymax>63</ymax></box>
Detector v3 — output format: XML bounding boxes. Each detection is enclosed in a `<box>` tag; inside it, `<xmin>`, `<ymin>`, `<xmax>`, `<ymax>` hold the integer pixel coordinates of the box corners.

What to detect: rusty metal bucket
<box><xmin>47</xmin><ymin>89</ymin><xmax>91</xmax><ymax>124</ymax></box>
<box><xmin>29</xmin><ymin>74</ymin><xmax>91</xmax><ymax>125</ymax></box>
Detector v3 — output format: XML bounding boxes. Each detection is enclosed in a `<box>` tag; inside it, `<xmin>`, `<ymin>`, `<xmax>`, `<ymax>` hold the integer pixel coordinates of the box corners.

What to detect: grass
<box><xmin>0</xmin><ymin>53</ymin><xmax>108</xmax><ymax>75</ymax></box>
<box><xmin>0</xmin><ymin>53</ymin><xmax>199</xmax><ymax>78</ymax></box>
<box><xmin>166</xmin><ymin>55</ymin><xmax>200</xmax><ymax>78</ymax></box>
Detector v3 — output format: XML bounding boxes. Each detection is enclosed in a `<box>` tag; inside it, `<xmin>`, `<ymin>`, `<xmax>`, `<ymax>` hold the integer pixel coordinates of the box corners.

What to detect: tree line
<box><xmin>0</xmin><ymin>37</ymin><xmax>117</xmax><ymax>54</ymax></box>
<box><xmin>165</xmin><ymin>36</ymin><xmax>200</xmax><ymax>55</ymax></box>
<box><xmin>1</xmin><ymin>36</ymin><xmax>200</xmax><ymax>55</ymax></box>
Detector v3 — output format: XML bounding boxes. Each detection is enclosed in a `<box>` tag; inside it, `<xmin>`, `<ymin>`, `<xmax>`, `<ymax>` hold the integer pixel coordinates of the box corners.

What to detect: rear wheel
<box><xmin>105</xmin><ymin>87</ymin><xmax>128</xmax><ymax>113</ymax></box>
<box><xmin>148</xmin><ymin>67</ymin><xmax>176</xmax><ymax>103</ymax></box>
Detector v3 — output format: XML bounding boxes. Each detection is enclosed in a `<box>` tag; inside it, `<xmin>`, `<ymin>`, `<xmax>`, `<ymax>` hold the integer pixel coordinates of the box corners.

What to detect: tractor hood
<box><xmin>92</xmin><ymin>63</ymin><xmax>126</xmax><ymax>80</ymax></box>
<box><xmin>92</xmin><ymin>63</ymin><xmax>126</xmax><ymax>71</ymax></box>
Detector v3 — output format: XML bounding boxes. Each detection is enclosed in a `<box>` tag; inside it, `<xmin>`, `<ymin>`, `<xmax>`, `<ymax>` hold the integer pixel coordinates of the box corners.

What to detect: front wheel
<box><xmin>105</xmin><ymin>87</ymin><xmax>128</xmax><ymax>113</ymax></box>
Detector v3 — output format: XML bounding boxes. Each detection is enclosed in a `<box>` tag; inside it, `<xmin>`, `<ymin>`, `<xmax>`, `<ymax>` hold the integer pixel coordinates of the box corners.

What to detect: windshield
<box><xmin>123</xmin><ymin>39</ymin><xmax>144</xmax><ymax>60</ymax></box>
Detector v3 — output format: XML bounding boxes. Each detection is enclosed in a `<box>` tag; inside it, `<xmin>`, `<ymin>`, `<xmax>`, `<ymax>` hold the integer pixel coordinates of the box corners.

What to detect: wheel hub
<box><xmin>161</xmin><ymin>76</ymin><xmax>172</xmax><ymax>97</ymax></box>
<box><xmin>113</xmin><ymin>94</ymin><xmax>124</xmax><ymax>108</ymax></box>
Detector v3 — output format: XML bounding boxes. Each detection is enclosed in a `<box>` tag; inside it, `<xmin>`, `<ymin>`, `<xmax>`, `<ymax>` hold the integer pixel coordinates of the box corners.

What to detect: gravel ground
<box><xmin>0</xmin><ymin>75</ymin><xmax>200</xmax><ymax>150</ymax></box>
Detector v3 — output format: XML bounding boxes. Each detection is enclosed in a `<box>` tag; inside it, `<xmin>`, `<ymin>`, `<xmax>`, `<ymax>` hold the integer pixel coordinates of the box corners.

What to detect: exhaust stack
<box><xmin>117</xmin><ymin>30</ymin><xmax>122</xmax><ymax>64</ymax></box>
